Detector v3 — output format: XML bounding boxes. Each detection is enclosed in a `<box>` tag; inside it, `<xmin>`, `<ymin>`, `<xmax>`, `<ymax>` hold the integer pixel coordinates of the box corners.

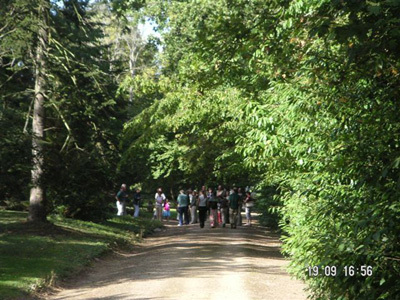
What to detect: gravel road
<box><xmin>48</xmin><ymin>215</ymin><xmax>306</xmax><ymax>300</ymax></box>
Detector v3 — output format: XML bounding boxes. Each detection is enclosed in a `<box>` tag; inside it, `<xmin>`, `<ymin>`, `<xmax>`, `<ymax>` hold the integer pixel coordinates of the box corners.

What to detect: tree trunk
<box><xmin>28</xmin><ymin>1</ymin><xmax>48</xmax><ymax>222</ymax></box>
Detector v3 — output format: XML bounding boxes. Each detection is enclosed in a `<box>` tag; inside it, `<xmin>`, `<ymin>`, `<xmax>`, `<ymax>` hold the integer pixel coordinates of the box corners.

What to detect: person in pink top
<box><xmin>163</xmin><ymin>199</ymin><xmax>171</xmax><ymax>221</ymax></box>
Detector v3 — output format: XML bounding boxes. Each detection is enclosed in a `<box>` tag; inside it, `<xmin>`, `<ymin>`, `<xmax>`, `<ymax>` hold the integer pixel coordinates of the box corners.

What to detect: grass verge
<box><xmin>0</xmin><ymin>210</ymin><xmax>161</xmax><ymax>299</ymax></box>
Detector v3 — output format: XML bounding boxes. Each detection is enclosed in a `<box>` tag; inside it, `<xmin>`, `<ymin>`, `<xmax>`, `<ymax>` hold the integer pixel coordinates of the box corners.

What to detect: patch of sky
<box><xmin>138</xmin><ymin>17</ymin><xmax>164</xmax><ymax>52</ymax></box>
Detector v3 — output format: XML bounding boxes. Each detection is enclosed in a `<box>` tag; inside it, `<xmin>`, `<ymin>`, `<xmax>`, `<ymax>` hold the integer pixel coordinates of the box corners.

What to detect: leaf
<box><xmin>367</xmin><ymin>3</ymin><xmax>381</xmax><ymax>15</ymax></box>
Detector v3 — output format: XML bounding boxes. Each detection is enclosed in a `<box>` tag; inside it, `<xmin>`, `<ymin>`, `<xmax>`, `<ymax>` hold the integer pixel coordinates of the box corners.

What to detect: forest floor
<box><xmin>46</xmin><ymin>214</ymin><xmax>307</xmax><ymax>300</ymax></box>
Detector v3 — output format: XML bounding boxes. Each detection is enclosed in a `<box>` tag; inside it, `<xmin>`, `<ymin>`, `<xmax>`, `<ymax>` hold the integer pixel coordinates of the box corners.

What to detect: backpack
<box><xmin>210</xmin><ymin>200</ymin><xmax>218</xmax><ymax>209</ymax></box>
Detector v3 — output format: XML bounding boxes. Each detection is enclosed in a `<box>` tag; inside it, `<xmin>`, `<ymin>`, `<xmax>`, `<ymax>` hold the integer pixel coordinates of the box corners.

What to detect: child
<box><xmin>163</xmin><ymin>199</ymin><xmax>171</xmax><ymax>221</ymax></box>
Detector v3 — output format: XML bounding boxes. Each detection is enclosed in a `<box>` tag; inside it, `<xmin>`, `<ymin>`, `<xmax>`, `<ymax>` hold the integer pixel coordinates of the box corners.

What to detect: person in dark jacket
<box><xmin>189</xmin><ymin>190</ymin><xmax>198</xmax><ymax>224</ymax></box>
<box><xmin>132</xmin><ymin>188</ymin><xmax>141</xmax><ymax>218</ymax></box>
<box><xmin>197</xmin><ymin>190</ymin><xmax>208</xmax><ymax>228</ymax></box>
<box><xmin>229</xmin><ymin>188</ymin><xmax>239</xmax><ymax>229</ymax></box>
<box><xmin>217</xmin><ymin>185</ymin><xmax>228</xmax><ymax>227</ymax></box>
<box><xmin>237</xmin><ymin>187</ymin><xmax>244</xmax><ymax>226</ymax></box>
<box><xmin>115</xmin><ymin>184</ymin><xmax>128</xmax><ymax>216</ymax></box>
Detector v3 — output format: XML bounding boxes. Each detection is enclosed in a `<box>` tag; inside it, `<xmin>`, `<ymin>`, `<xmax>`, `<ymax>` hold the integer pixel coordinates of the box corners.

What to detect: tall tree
<box><xmin>28</xmin><ymin>0</ymin><xmax>49</xmax><ymax>222</ymax></box>
<box><xmin>1</xmin><ymin>0</ymin><xmax>146</xmax><ymax>220</ymax></box>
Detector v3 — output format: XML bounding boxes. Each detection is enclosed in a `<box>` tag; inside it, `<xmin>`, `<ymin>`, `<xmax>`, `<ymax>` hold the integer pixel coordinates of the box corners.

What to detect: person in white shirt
<box><xmin>244</xmin><ymin>191</ymin><xmax>255</xmax><ymax>226</ymax></box>
<box><xmin>115</xmin><ymin>184</ymin><xmax>128</xmax><ymax>216</ymax></box>
<box><xmin>154</xmin><ymin>188</ymin><xmax>166</xmax><ymax>221</ymax></box>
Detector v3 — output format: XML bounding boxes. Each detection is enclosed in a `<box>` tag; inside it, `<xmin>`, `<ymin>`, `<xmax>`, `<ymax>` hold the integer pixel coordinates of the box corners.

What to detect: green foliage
<box><xmin>0</xmin><ymin>114</ymin><xmax>31</xmax><ymax>206</ymax></box>
<box><xmin>234</xmin><ymin>0</ymin><xmax>400</xmax><ymax>298</ymax></box>
<box><xmin>121</xmin><ymin>82</ymin><xmax>253</xmax><ymax>191</ymax></box>
<box><xmin>1</xmin><ymin>0</ymin><xmax>157</xmax><ymax>219</ymax></box>
<box><xmin>256</xmin><ymin>185</ymin><xmax>281</xmax><ymax>229</ymax></box>
<box><xmin>121</xmin><ymin>0</ymin><xmax>400</xmax><ymax>298</ymax></box>
<box><xmin>0</xmin><ymin>0</ymin><xmax>37</xmax><ymax>206</ymax></box>
<box><xmin>38</xmin><ymin>0</ymin><xmax>126</xmax><ymax>220</ymax></box>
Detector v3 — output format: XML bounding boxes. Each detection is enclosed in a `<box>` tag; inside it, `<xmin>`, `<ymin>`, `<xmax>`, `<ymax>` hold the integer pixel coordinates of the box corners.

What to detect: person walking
<box><xmin>177</xmin><ymin>189</ymin><xmax>189</xmax><ymax>226</ymax></box>
<box><xmin>189</xmin><ymin>190</ymin><xmax>198</xmax><ymax>224</ymax></box>
<box><xmin>197</xmin><ymin>190</ymin><xmax>208</xmax><ymax>228</ymax></box>
<box><xmin>115</xmin><ymin>184</ymin><xmax>128</xmax><ymax>216</ymax></box>
<box><xmin>207</xmin><ymin>188</ymin><xmax>218</xmax><ymax>228</ymax></box>
<box><xmin>225</xmin><ymin>188</ymin><xmax>230</xmax><ymax>224</ymax></box>
<box><xmin>237</xmin><ymin>187</ymin><xmax>244</xmax><ymax>226</ymax></box>
<box><xmin>155</xmin><ymin>188</ymin><xmax>166</xmax><ymax>221</ymax></box>
<box><xmin>244</xmin><ymin>191</ymin><xmax>255</xmax><ymax>226</ymax></box>
<box><xmin>132</xmin><ymin>188</ymin><xmax>141</xmax><ymax>218</ymax></box>
<box><xmin>217</xmin><ymin>185</ymin><xmax>228</xmax><ymax>227</ymax></box>
<box><xmin>229</xmin><ymin>188</ymin><xmax>239</xmax><ymax>229</ymax></box>
<box><xmin>186</xmin><ymin>189</ymin><xmax>192</xmax><ymax>224</ymax></box>
<box><xmin>202</xmin><ymin>185</ymin><xmax>211</xmax><ymax>218</ymax></box>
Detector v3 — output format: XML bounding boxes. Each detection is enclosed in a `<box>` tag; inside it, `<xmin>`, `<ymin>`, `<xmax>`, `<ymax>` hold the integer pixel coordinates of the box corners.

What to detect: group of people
<box><xmin>154</xmin><ymin>185</ymin><xmax>255</xmax><ymax>228</ymax></box>
<box><xmin>115</xmin><ymin>184</ymin><xmax>255</xmax><ymax>229</ymax></box>
<box><xmin>115</xmin><ymin>184</ymin><xmax>142</xmax><ymax>217</ymax></box>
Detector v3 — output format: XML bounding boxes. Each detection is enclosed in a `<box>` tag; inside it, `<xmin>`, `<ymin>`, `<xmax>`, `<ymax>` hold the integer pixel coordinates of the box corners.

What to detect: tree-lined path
<box><xmin>3</xmin><ymin>0</ymin><xmax>399</xmax><ymax>298</ymax></box>
<box><xmin>49</xmin><ymin>216</ymin><xmax>306</xmax><ymax>300</ymax></box>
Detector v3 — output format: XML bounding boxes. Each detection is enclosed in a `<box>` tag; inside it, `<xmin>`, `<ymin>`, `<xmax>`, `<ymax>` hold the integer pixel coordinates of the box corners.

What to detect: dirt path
<box><xmin>48</xmin><ymin>215</ymin><xmax>307</xmax><ymax>300</ymax></box>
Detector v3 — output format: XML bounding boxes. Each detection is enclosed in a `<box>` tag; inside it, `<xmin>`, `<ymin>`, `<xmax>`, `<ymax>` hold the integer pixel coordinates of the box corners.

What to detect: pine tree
<box><xmin>28</xmin><ymin>0</ymin><xmax>49</xmax><ymax>222</ymax></box>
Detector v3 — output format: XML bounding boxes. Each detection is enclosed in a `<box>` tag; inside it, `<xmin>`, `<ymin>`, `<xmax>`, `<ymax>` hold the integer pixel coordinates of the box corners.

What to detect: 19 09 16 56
<box><xmin>307</xmin><ymin>265</ymin><xmax>373</xmax><ymax>277</ymax></box>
